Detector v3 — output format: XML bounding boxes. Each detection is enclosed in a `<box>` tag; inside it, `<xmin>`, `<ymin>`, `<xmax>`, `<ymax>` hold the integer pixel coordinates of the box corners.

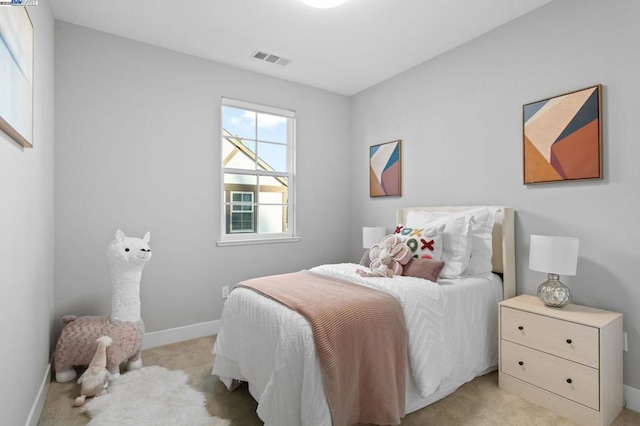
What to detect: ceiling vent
<box><xmin>251</xmin><ymin>50</ymin><xmax>290</xmax><ymax>66</ymax></box>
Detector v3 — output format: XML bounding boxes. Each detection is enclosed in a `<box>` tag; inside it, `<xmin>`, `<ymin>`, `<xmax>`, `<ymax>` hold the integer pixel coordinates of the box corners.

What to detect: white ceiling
<box><xmin>49</xmin><ymin>0</ymin><xmax>552</xmax><ymax>96</ymax></box>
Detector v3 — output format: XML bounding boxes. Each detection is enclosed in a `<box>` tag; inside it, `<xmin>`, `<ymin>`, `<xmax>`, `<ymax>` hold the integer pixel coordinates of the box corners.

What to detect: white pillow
<box><xmin>406</xmin><ymin>212</ymin><xmax>473</xmax><ymax>278</ymax></box>
<box><xmin>415</xmin><ymin>207</ymin><xmax>496</xmax><ymax>277</ymax></box>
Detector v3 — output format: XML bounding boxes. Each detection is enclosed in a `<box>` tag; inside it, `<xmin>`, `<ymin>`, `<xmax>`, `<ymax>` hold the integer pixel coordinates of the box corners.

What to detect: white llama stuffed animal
<box><xmin>53</xmin><ymin>230</ymin><xmax>152</xmax><ymax>383</ymax></box>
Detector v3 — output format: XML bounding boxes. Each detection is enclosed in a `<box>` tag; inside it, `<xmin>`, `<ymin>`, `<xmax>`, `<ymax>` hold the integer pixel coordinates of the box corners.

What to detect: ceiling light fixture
<box><xmin>299</xmin><ymin>0</ymin><xmax>347</xmax><ymax>9</ymax></box>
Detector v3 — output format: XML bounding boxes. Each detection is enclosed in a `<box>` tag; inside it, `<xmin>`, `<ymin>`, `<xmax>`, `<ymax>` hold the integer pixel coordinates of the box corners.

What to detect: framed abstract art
<box><xmin>523</xmin><ymin>84</ymin><xmax>602</xmax><ymax>184</ymax></box>
<box><xmin>370</xmin><ymin>140</ymin><xmax>401</xmax><ymax>197</ymax></box>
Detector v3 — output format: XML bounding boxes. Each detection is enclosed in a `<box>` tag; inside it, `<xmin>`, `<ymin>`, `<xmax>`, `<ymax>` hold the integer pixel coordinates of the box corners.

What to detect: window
<box><xmin>219</xmin><ymin>98</ymin><xmax>297</xmax><ymax>245</ymax></box>
<box><xmin>230</xmin><ymin>191</ymin><xmax>254</xmax><ymax>233</ymax></box>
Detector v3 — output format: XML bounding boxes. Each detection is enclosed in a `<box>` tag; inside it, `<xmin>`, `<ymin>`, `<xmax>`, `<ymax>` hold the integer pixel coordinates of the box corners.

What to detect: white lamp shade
<box><xmin>529</xmin><ymin>235</ymin><xmax>579</xmax><ymax>276</ymax></box>
<box><xmin>363</xmin><ymin>227</ymin><xmax>386</xmax><ymax>249</ymax></box>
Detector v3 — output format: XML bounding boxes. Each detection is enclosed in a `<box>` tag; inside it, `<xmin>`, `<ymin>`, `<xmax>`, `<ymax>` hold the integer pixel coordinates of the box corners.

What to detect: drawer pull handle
<box><xmin>518</xmin><ymin>326</ymin><xmax>524</xmax><ymax>330</ymax></box>
<box><xmin>518</xmin><ymin>361</ymin><xmax>524</xmax><ymax>366</ymax></box>
<box><xmin>566</xmin><ymin>339</ymin><xmax>572</xmax><ymax>344</ymax></box>
<box><xmin>566</xmin><ymin>378</ymin><xmax>573</xmax><ymax>384</ymax></box>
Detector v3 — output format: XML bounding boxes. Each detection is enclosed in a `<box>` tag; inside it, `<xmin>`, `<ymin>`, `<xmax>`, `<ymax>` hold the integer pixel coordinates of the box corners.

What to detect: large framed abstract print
<box><xmin>0</xmin><ymin>7</ymin><xmax>34</xmax><ymax>148</ymax></box>
<box><xmin>523</xmin><ymin>85</ymin><xmax>602</xmax><ymax>184</ymax></box>
<box><xmin>370</xmin><ymin>140</ymin><xmax>401</xmax><ymax>197</ymax></box>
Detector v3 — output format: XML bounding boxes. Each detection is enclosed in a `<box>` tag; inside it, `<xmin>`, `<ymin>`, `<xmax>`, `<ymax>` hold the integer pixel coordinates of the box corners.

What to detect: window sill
<box><xmin>216</xmin><ymin>236</ymin><xmax>301</xmax><ymax>247</ymax></box>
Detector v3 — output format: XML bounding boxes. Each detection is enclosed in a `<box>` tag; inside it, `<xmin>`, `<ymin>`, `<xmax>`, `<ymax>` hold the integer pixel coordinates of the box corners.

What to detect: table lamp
<box><xmin>362</xmin><ymin>227</ymin><xmax>386</xmax><ymax>249</ymax></box>
<box><xmin>529</xmin><ymin>235</ymin><xmax>579</xmax><ymax>308</ymax></box>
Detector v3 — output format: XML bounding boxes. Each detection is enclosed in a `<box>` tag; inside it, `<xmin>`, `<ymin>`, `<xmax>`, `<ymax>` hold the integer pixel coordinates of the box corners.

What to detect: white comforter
<box><xmin>212</xmin><ymin>263</ymin><xmax>503</xmax><ymax>425</ymax></box>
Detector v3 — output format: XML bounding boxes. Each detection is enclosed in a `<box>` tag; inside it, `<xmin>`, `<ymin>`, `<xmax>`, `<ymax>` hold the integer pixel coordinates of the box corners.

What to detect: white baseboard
<box><xmin>625</xmin><ymin>384</ymin><xmax>640</xmax><ymax>413</ymax></box>
<box><xmin>26</xmin><ymin>363</ymin><xmax>51</xmax><ymax>426</ymax></box>
<box><xmin>142</xmin><ymin>319</ymin><xmax>221</xmax><ymax>349</ymax></box>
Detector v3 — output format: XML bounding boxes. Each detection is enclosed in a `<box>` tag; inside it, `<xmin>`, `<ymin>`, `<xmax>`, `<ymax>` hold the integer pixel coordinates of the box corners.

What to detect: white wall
<box><xmin>349</xmin><ymin>0</ymin><xmax>640</xmax><ymax>390</ymax></box>
<box><xmin>0</xmin><ymin>1</ymin><xmax>55</xmax><ymax>424</ymax></box>
<box><xmin>54</xmin><ymin>22</ymin><xmax>350</xmax><ymax>335</ymax></box>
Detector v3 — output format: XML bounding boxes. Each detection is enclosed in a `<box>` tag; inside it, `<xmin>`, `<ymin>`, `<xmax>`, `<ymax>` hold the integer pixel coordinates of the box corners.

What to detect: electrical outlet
<box><xmin>221</xmin><ymin>286</ymin><xmax>230</xmax><ymax>299</ymax></box>
<box><xmin>623</xmin><ymin>332</ymin><xmax>628</xmax><ymax>352</ymax></box>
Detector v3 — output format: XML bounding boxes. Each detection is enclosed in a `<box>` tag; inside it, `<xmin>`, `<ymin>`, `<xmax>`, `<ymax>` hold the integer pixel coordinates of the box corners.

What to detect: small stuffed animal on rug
<box><xmin>357</xmin><ymin>234</ymin><xmax>412</xmax><ymax>277</ymax></box>
<box><xmin>74</xmin><ymin>336</ymin><xmax>114</xmax><ymax>407</ymax></box>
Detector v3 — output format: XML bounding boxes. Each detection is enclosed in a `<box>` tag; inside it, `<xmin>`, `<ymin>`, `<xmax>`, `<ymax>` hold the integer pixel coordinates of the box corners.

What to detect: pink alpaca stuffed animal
<box><xmin>357</xmin><ymin>234</ymin><xmax>412</xmax><ymax>277</ymax></box>
<box><xmin>53</xmin><ymin>230</ymin><xmax>152</xmax><ymax>383</ymax></box>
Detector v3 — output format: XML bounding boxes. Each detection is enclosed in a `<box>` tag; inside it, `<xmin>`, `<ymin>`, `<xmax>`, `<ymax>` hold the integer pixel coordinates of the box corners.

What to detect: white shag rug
<box><xmin>82</xmin><ymin>366</ymin><xmax>230</xmax><ymax>426</ymax></box>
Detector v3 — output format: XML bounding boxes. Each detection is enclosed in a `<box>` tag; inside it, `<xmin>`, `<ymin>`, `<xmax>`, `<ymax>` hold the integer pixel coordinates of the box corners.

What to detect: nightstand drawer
<box><xmin>501</xmin><ymin>306</ymin><xmax>599</xmax><ymax>368</ymax></box>
<box><xmin>501</xmin><ymin>340</ymin><xmax>599</xmax><ymax>410</ymax></box>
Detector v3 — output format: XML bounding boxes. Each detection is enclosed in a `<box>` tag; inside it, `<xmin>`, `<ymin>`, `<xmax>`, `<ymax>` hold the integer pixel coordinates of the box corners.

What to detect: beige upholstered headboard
<box><xmin>396</xmin><ymin>206</ymin><xmax>516</xmax><ymax>299</ymax></box>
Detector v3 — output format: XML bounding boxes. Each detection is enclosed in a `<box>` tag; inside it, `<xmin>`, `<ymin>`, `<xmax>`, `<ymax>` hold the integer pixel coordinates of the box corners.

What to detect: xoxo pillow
<box><xmin>406</xmin><ymin>211</ymin><xmax>473</xmax><ymax>278</ymax></box>
<box><xmin>394</xmin><ymin>224</ymin><xmax>444</xmax><ymax>261</ymax></box>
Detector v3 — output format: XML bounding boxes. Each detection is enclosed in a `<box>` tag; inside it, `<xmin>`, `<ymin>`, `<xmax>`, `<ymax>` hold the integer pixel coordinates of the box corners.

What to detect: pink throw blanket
<box><xmin>237</xmin><ymin>270</ymin><xmax>407</xmax><ymax>426</ymax></box>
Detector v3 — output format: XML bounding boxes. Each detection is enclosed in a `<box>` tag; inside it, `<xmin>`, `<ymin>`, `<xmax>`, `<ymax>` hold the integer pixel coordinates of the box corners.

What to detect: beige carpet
<box><xmin>38</xmin><ymin>335</ymin><xmax>640</xmax><ymax>425</ymax></box>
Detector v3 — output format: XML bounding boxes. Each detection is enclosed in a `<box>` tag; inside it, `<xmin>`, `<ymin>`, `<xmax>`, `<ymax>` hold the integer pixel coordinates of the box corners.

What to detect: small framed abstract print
<box><xmin>370</xmin><ymin>140</ymin><xmax>401</xmax><ymax>197</ymax></box>
<box><xmin>523</xmin><ymin>85</ymin><xmax>602</xmax><ymax>184</ymax></box>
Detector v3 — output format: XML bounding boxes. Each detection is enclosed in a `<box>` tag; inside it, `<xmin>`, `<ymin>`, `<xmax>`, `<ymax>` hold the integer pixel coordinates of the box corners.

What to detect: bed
<box><xmin>212</xmin><ymin>206</ymin><xmax>515</xmax><ymax>425</ymax></box>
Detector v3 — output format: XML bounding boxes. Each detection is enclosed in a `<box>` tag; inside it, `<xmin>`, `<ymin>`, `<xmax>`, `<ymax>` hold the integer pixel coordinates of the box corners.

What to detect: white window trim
<box><xmin>222</xmin><ymin>97</ymin><xmax>296</xmax><ymax>119</ymax></box>
<box><xmin>218</xmin><ymin>97</ymin><xmax>297</xmax><ymax>246</ymax></box>
<box><xmin>216</xmin><ymin>236</ymin><xmax>301</xmax><ymax>247</ymax></box>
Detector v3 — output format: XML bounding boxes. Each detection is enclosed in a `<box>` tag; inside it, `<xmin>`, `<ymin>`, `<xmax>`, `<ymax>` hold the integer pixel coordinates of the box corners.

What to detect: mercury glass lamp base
<box><xmin>537</xmin><ymin>274</ymin><xmax>571</xmax><ymax>308</ymax></box>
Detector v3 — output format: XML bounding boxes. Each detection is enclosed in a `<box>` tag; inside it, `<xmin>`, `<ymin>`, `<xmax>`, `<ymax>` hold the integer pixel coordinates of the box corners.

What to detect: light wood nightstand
<box><xmin>499</xmin><ymin>294</ymin><xmax>623</xmax><ymax>426</ymax></box>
